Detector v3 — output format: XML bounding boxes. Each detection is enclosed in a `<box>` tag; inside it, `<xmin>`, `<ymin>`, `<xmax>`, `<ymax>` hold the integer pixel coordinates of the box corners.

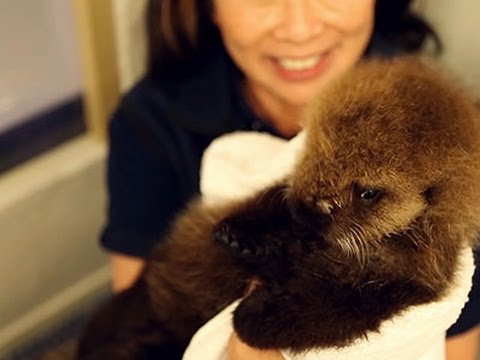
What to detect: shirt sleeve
<box><xmin>100</xmin><ymin>89</ymin><xmax>194</xmax><ymax>258</ymax></box>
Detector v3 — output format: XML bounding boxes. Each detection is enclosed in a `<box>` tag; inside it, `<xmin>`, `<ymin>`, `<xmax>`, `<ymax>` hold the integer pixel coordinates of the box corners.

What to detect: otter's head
<box><xmin>287</xmin><ymin>58</ymin><xmax>480</xmax><ymax>262</ymax></box>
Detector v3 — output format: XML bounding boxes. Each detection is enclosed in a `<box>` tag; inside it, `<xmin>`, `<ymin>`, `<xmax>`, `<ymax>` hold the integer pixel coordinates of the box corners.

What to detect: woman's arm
<box><xmin>224</xmin><ymin>275</ymin><xmax>285</xmax><ymax>360</ymax></box>
<box><xmin>227</xmin><ymin>332</ymin><xmax>285</xmax><ymax>360</ymax></box>
<box><xmin>110</xmin><ymin>253</ymin><xmax>145</xmax><ymax>292</ymax></box>
<box><xmin>446</xmin><ymin>327</ymin><xmax>480</xmax><ymax>360</ymax></box>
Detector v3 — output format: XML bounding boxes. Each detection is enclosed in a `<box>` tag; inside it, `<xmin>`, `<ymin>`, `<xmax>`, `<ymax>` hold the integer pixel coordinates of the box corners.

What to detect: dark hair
<box><xmin>374</xmin><ymin>0</ymin><xmax>441</xmax><ymax>54</ymax></box>
<box><xmin>146</xmin><ymin>0</ymin><xmax>441</xmax><ymax>81</ymax></box>
<box><xmin>146</xmin><ymin>0</ymin><xmax>219</xmax><ymax>80</ymax></box>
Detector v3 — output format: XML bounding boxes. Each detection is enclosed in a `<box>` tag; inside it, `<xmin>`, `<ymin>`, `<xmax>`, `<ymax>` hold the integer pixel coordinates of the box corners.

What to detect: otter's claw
<box><xmin>214</xmin><ymin>223</ymin><xmax>255</xmax><ymax>259</ymax></box>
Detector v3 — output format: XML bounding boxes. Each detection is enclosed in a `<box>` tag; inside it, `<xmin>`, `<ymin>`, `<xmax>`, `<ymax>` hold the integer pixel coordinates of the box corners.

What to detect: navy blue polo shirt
<box><xmin>100</xmin><ymin>42</ymin><xmax>479</xmax><ymax>336</ymax></box>
<box><xmin>101</xmin><ymin>47</ymin><xmax>278</xmax><ymax>257</ymax></box>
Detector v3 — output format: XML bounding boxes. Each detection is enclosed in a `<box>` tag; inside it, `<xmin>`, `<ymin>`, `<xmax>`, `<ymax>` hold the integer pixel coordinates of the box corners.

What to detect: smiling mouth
<box><xmin>277</xmin><ymin>55</ymin><xmax>323</xmax><ymax>71</ymax></box>
<box><xmin>271</xmin><ymin>50</ymin><xmax>334</xmax><ymax>81</ymax></box>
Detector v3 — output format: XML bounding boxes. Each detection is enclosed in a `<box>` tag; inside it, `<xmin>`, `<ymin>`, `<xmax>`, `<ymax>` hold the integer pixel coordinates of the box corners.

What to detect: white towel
<box><xmin>183</xmin><ymin>131</ymin><xmax>475</xmax><ymax>360</ymax></box>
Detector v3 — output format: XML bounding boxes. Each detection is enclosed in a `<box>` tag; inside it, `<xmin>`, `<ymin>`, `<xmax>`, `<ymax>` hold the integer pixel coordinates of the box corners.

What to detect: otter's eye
<box><xmin>357</xmin><ymin>188</ymin><xmax>383</xmax><ymax>203</ymax></box>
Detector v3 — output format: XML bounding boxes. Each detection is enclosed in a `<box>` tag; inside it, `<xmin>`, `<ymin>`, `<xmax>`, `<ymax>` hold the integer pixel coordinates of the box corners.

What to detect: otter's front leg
<box><xmin>213</xmin><ymin>184</ymin><xmax>294</xmax><ymax>280</ymax></box>
<box><xmin>232</xmin><ymin>272</ymin><xmax>438</xmax><ymax>351</ymax></box>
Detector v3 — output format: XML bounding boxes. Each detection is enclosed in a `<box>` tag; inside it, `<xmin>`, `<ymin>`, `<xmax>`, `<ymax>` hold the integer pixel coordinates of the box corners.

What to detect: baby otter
<box><xmin>77</xmin><ymin>58</ymin><xmax>480</xmax><ymax>359</ymax></box>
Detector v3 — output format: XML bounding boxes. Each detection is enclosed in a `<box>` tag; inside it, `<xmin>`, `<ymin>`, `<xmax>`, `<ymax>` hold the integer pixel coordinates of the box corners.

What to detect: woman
<box><xmin>101</xmin><ymin>1</ymin><xmax>479</xmax><ymax>359</ymax></box>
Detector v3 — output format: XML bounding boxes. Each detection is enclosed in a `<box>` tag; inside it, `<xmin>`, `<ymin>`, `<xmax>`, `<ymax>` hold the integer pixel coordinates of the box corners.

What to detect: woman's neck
<box><xmin>244</xmin><ymin>82</ymin><xmax>303</xmax><ymax>139</ymax></box>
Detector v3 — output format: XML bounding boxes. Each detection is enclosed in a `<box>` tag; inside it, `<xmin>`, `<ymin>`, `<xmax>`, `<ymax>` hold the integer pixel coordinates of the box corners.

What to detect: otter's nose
<box><xmin>288</xmin><ymin>199</ymin><xmax>332</xmax><ymax>229</ymax></box>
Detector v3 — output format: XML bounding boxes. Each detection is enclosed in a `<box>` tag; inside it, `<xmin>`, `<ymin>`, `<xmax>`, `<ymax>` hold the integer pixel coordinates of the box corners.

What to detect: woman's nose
<box><xmin>272</xmin><ymin>0</ymin><xmax>325</xmax><ymax>43</ymax></box>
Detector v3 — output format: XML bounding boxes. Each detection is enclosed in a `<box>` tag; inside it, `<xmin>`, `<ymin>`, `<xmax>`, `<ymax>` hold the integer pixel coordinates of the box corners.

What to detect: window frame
<box><xmin>72</xmin><ymin>0</ymin><xmax>121</xmax><ymax>141</ymax></box>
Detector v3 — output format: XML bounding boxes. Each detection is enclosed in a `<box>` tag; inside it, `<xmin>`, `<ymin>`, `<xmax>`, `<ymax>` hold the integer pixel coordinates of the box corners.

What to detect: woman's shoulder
<box><xmin>113</xmin><ymin>49</ymin><xmax>246</xmax><ymax>138</ymax></box>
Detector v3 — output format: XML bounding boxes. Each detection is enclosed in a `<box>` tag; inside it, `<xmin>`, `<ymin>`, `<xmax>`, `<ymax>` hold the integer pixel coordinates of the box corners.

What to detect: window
<box><xmin>0</xmin><ymin>0</ymin><xmax>85</xmax><ymax>172</ymax></box>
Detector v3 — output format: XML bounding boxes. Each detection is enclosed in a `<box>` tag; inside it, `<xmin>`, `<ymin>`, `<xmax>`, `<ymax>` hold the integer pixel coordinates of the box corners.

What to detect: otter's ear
<box><xmin>422</xmin><ymin>186</ymin><xmax>439</xmax><ymax>205</ymax></box>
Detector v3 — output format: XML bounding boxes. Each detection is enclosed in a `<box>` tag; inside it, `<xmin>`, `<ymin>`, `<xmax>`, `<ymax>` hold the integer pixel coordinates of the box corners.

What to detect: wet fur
<box><xmin>77</xmin><ymin>58</ymin><xmax>480</xmax><ymax>359</ymax></box>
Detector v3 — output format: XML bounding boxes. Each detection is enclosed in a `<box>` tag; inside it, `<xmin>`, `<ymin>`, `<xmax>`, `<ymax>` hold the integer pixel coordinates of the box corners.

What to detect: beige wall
<box><xmin>112</xmin><ymin>0</ymin><xmax>148</xmax><ymax>93</ymax></box>
<box><xmin>0</xmin><ymin>137</ymin><xmax>109</xmax><ymax>356</ymax></box>
<box><xmin>420</xmin><ymin>0</ymin><xmax>480</xmax><ymax>95</ymax></box>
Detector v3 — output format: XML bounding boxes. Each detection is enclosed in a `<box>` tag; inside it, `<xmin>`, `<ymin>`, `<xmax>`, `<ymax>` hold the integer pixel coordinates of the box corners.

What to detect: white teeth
<box><xmin>278</xmin><ymin>55</ymin><xmax>320</xmax><ymax>71</ymax></box>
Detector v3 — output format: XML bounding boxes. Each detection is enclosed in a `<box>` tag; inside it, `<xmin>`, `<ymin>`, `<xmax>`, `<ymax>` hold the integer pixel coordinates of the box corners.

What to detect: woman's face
<box><xmin>212</xmin><ymin>0</ymin><xmax>375</xmax><ymax>110</ymax></box>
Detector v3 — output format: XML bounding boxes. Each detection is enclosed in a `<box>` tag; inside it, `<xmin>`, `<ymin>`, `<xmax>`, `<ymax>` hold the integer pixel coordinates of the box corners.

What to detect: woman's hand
<box><xmin>226</xmin><ymin>279</ymin><xmax>284</xmax><ymax>359</ymax></box>
<box><xmin>227</xmin><ymin>331</ymin><xmax>285</xmax><ymax>360</ymax></box>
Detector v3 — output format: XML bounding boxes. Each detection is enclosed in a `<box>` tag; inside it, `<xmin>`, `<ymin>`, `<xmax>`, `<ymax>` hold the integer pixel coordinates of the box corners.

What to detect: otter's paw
<box><xmin>232</xmin><ymin>286</ymin><xmax>288</xmax><ymax>349</ymax></box>
<box><xmin>214</xmin><ymin>221</ymin><xmax>259</xmax><ymax>261</ymax></box>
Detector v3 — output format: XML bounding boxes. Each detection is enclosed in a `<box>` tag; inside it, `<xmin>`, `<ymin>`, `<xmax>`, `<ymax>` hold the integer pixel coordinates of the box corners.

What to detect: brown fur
<box><xmin>77</xmin><ymin>58</ymin><xmax>480</xmax><ymax>359</ymax></box>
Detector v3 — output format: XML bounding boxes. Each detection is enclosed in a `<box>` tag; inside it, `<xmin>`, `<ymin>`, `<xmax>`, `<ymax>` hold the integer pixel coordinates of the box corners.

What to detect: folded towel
<box><xmin>183</xmin><ymin>131</ymin><xmax>475</xmax><ymax>360</ymax></box>
<box><xmin>200</xmin><ymin>131</ymin><xmax>305</xmax><ymax>206</ymax></box>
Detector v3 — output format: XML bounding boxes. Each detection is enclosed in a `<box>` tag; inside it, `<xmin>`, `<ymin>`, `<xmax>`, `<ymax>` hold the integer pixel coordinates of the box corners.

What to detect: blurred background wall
<box><xmin>419</xmin><ymin>0</ymin><xmax>480</xmax><ymax>95</ymax></box>
<box><xmin>112</xmin><ymin>0</ymin><xmax>148</xmax><ymax>93</ymax></box>
<box><xmin>0</xmin><ymin>0</ymin><xmax>109</xmax><ymax>356</ymax></box>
